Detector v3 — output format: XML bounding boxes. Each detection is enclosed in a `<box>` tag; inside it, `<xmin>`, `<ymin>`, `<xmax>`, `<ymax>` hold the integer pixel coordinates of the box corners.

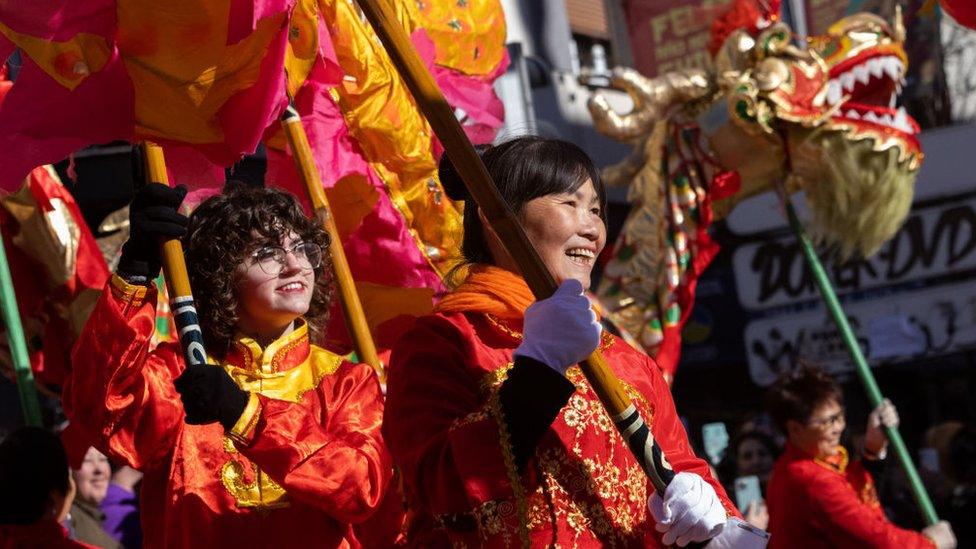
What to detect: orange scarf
<box><xmin>435</xmin><ymin>264</ymin><xmax>535</xmax><ymax>319</ymax></box>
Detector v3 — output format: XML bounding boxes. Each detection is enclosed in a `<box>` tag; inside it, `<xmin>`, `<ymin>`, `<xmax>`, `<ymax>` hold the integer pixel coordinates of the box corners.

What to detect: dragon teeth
<box><xmin>883</xmin><ymin>56</ymin><xmax>903</xmax><ymax>80</ymax></box>
<box><xmin>867</xmin><ymin>58</ymin><xmax>885</xmax><ymax>78</ymax></box>
<box><xmin>827</xmin><ymin>80</ymin><xmax>842</xmax><ymax>104</ymax></box>
<box><xmin>840</xmin><ymin>72</ymin><xmax>857</xmax><ymax>91</ymax></box>
<box><xmin>853</xmin><ymin>64</ymin><xmax>871</xmax><ymax>85</ymax></box>
<box><xmin>893</xmin><ymin>107</ymin><xmax>913</xmax><ymax>132</ymax></box>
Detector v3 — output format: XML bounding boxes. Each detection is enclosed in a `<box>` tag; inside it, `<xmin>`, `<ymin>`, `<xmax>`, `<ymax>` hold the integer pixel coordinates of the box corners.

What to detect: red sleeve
<box><xmin>383</xmin><ymin>316</ymin><xmax>519</xmax><ymax>516</ymax></box>
<box><xmin>232</xmin><ymin>362</ymin><xmax>393</xmax><ymax>524</ymax></box>
<box><xmin>63</xmin><ymin>276</ymin><xmax>185</xmax><ymax>469</ymax></box>
<box><xmin>643</xmin><ymin>354</ymin><xmax>741</xmax><ymax>518</ymax></box>
<box><xmin>802</xmin><ymin>463</ymin><xmax>934</xmax><ymax>548</ymax></box>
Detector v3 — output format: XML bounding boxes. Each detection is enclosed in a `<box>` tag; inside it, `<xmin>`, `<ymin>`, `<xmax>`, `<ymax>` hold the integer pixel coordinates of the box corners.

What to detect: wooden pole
<box><xmin>354</xmin><ymin>0</ymin><xmax>677</xmax><ymax>493</ymax></box>
<box><xmin>0</xmin><ymin>229</ymin><xmax>42</xmax><ymax>426</ymax></box>
<box><xmin>140</xmin><ymin>143</ymin><xmax>209</xmax><ymax>368</ymax></box>
<box><xmin>280</xmin><ymin>102</ymin><xmax>385</xmax><ymax>381</ymax></box>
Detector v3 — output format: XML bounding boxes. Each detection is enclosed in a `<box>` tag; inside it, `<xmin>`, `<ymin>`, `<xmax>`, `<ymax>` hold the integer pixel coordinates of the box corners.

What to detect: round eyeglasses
<box><xmin>249</xmin><ymin>242</ymin><xmax>323</xmax><ymax>276</ymax></box>
<box><xmin>807</xmin><ymin>410</ymin><xmax>845</xmax><ymax>431</ymax></box>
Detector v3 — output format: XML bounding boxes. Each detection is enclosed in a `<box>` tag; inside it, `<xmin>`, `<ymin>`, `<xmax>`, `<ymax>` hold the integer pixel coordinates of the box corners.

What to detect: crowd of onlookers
<box><xmin>2</xmin><ymin>377</ymin><xmax>974</xmax><ymax>548</ymax></box>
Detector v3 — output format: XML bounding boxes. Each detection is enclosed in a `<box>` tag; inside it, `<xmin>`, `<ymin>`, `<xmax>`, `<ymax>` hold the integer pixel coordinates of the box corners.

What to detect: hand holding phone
<box><xmin>734</xmin><ymin>475</ymin><xmax>763</xmax><ymax>514</ymax></box>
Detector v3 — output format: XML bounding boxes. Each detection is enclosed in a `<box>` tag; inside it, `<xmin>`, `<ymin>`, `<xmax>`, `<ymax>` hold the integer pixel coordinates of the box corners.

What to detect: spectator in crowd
<box><xmin>718</xmin><ymin>429</ymin><xmax>780</xmax><ymax>530</ymax></box>
<box><xmin>68</xmin><ymin>447</ymin><xmax>121</xmax><ymax>549</ymax></box>
<box><xmin>0</xmin><ymin>427</ymin><xmax>94</xmax><ymax>548</ymax></box>
<box><xmin>764</xmin><ymin>366</ymin><xmax>956</xmax><ymax>548</ymax></box>
<box><xmin>100</xmin><ymin>465</ymin><xmax>142</xmax><ymax>548</ymax></box>
<box><xmin>945</xmin><ymin>426</ymin><xmax>976</xmax><ymax>548</ymax></box>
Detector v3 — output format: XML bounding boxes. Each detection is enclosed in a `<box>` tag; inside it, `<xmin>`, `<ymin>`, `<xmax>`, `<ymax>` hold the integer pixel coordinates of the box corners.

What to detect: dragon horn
<box><xmin>588</xmin><ymin>67</ymin><xmax>714</xmax><ymax>142</ymax></box>
<box><xmin>893</xmin><ymin>4</ymin><xmax>906</xmax><ymax>43</ymax></box>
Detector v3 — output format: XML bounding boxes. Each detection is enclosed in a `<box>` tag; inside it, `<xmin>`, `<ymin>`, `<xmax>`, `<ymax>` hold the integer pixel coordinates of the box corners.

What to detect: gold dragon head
<box><xmin>708</xmin><ymin>7</ymin><xmax>922</xmax><ymax>257</ymax></box>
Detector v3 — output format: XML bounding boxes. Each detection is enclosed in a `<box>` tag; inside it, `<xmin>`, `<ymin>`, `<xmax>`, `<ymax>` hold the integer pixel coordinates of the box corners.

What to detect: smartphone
<box><xmin>701</xmin><ymin>422</ymin><xmax>729</xmax><ymax>466</ymax></box>
<box><xmin>734</xmin><ymin>475</ymin><xmax>763</xmax><ymax>514</ymax></box>
<box><xmin>919</xmin><ymin>447</ymin><xmax>939</xmax><ymax>473</ymax></box>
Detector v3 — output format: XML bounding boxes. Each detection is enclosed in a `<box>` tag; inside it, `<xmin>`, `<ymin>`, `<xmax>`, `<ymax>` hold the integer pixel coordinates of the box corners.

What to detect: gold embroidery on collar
<box><xmin>224</xmin><ymin>347</ymin><xmax>342</xmax><ymax>403</ymax></box>
<box><xmin>233</xmin><ymin>322</ymin><xmax>310</xmax><ymax>374</ymax></box>
<box><xmin>813</xmin><ymin>446</ymin><xmax>850</xmax><ymax>474</ymax></box>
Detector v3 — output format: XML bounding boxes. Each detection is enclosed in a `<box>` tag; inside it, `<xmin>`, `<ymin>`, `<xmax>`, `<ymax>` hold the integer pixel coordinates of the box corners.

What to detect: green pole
<box><xmin>0</xmin><ymin>229</ymin><xmax>43</xmax><ymax>426</ymax></box>
<box><xmin>777</xmin><ymin>190</ymin><xmax>939</xmax><ymax>526</ymax></box>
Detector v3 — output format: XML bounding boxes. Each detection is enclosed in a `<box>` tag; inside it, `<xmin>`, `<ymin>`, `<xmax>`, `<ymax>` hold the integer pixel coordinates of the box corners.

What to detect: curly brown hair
<box><xmin>183</xmin><ymin>185</ymin><xmax>333</xmax><ymax>358</ymax></box>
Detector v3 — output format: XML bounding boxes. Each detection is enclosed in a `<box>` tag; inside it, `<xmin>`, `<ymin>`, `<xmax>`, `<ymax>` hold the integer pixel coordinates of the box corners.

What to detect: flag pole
<box><xmin>140</xmin><ymin>142</ymin><xmax>210</xmax><ymax>369</ymax></box>
<box><xmin>353</xmin><ymin>0</ymin><xmax>679</xmax><ymax>495</ymax></box>
<box><xmin>0</xmin><ymin>228</ymin><xmax>42</xmax><ymax>426</ymax></box>
<box><xmin>773</xmin><ymin>181</ymin><xmax>939</xmax><ymax>525</ymax></box>
<box><xmin>280</xmin><ymin>101</ymin><xmax>385</xmax><ymax>381</ymax></box>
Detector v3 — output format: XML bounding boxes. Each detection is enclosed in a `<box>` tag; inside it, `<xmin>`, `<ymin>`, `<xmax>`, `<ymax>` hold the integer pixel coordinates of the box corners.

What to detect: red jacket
<box><xmin>767</xmin><ymin>444</ymin><xmax>933</xmax><ymax>548</ymax></box>
<box><xmin>384</xmin><ymin>311</ymin><xmax>738</xmax><ymax>547</ymax></box>
<box><xmin>0</xmin><ymin>521</ymin><xmax>97</xmax><ymax>549</ymax></box>
<box><xmin>62</xmin><ymin>276</ymin><xmax>395</xmax><ymax>548</ymax></box>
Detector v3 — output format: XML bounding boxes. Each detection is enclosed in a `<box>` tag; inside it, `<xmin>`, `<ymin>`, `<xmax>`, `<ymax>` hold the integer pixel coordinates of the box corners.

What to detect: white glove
<box><xmin>865</xmin><ymin>398</ymin><xmax>898</xmax><ymax>458</ymax></box>
<box><xmin>922</xmin><ymin>520</ymin><xmax>957</xmax><ymax>549</ymax></box>
<box><xmin>704</xmin><ymin>518</ymin><xmax>770</xmax><ymax>549</ymax></box>
<box><xmin>648</xmin><ymin>472</ymin><xmax>727</xmax><ymax>547</ymax></box>
<box><xmin>514</xmin><ymin>279</ymin><xmax>601</xmax><ymax>375</ymax></box>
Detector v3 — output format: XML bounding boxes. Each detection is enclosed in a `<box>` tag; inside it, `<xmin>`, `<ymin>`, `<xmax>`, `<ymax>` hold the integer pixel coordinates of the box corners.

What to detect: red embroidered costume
<box><xmin>767</xmin><ymin>444</ymin><xmax>934</xmax><ymax>548</ymax></box>
<box><xmin>384</xmin><ymin>267</ymin><xmax>736</xmax><ymax>547</ymax></box>
<box><xmin>63</xmin><ymin>276</ymin><xmax>393</xmax><ymax>548</ymax></box>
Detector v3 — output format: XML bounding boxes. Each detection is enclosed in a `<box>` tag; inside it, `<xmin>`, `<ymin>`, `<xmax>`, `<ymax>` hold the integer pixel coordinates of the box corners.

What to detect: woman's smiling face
<box><xmin>518</xmin><ymin>178</ymin><xmax>606</xmax><ymax>288</ymax></box>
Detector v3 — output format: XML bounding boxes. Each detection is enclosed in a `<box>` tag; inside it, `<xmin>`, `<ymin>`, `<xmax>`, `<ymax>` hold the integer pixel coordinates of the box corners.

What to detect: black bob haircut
<box><xmin>439</xmin><ymin>136</ymin><xmax>606</xmax><ymax>269</ymax></box>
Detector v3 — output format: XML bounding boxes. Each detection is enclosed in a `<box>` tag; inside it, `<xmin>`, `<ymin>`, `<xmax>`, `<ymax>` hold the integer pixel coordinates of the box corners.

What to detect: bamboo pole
<box><xmin>773</xmin><ymin>183</ymin><xmax>939</xmax><ymax>525</ymax></box>
<box><xmin>280</xmin><ymin>102</ymin><xmax>385</xmax><ymax>381</ymax></box>
<box><xmin>0</xmin><ymin>229</ymin><xmax>42</xmax><ymax>426</ymax></box>
<box><xmin>140</xmin><ymin>143</ymin><xmax>209</xmax><ymax>368</ymax></box>
<box><xmin>354</xmin><ymin>0</ymin><xmax>676</xmax><ymax>493</ymax></box>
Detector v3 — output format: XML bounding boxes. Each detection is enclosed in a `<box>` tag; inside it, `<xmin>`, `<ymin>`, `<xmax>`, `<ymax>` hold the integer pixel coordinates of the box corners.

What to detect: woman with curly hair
<box><xmin>63</xmin><ymin>183</ymin><xmax>393</xmax><ymax>548</ymax></box>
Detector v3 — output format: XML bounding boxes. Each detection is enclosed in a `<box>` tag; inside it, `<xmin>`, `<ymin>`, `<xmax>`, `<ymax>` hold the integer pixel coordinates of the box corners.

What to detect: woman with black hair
<box><xmin>63</xmin><ymin>184</ymin><xmax>394</xmax><ymax>547</ymax></box>
<box><xmin>717</xmin><ymin>429</ymin><xmax>781</xmax><ymax>530</ymax></box>
<box><xmin>383</xmin><ymin>136</ymin><xmax>743</xmax><ymax>547</ymax></box>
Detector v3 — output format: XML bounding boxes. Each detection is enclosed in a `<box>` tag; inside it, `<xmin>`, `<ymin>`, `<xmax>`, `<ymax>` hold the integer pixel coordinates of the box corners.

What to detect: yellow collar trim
<box><xmin>213</xmin><ymin>322</ymin><xmax>344</xmax><ymax>403</ymax></box>
<box><xmin>232</xmin><ymin>321</ymin><xmax>310</xmax><ymax>374</ymax></box>
<box><xmin>223</xmin><ymin>346</ymin><xmax>343</xmax><ymax>403</ymax></box>
<box><xmin>813</xmin><ymin>445</ymin><xmax>849</xmax><ymax>474</ymax></box>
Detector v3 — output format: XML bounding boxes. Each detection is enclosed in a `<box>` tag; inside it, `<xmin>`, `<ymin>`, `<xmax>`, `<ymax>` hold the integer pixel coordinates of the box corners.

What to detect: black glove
<box><xmin>174</xmin><ymin>365</ymin><xmax>250</xmax><ymax>430</ymax></box>
<box><xmin>117</xmin><ymin>183</ymin><xmax>188</xmax><ymax>281</ymax></box>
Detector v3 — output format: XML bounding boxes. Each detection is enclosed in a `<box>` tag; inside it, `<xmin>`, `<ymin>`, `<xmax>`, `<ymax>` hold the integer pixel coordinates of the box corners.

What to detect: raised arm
<box><xmin>63</xmin><ymin>276</ymin><xmax>185</xmax><ymax>469</ymax></box>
